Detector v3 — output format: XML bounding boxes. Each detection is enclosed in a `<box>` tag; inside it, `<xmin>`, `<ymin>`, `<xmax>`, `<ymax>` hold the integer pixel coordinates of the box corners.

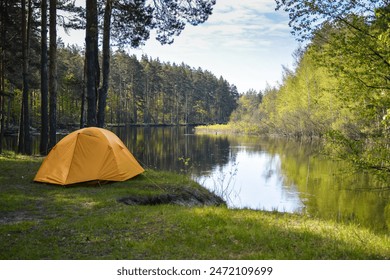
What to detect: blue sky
<box><xmin>59</xmin><ymin>0</ymin><xmax>299</xmax><ymax>93</ymax></box>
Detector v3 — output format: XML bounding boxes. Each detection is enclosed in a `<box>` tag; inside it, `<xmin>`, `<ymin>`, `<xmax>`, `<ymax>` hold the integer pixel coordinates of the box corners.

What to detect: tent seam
<box><xmin>97</xmin><ymin>135</ymin><xmax>119</xmax><ymax>181</ymax></box>
<box><xmin>65</xmin><ymin>132</ymin><xmax>80</xmax><ymax>184</ymax></box>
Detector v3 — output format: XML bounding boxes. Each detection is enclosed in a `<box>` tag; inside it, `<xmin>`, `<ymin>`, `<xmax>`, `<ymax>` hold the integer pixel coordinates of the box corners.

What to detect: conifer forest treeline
<box><xmin>3</xmin><ymin>44</ymin><xmax>239</xmax><ymax>128</ymax></box>
<box><xmin>0</xmin><ymin>0</ymin><xmax>240</xmax><ymax>155</ymax></box>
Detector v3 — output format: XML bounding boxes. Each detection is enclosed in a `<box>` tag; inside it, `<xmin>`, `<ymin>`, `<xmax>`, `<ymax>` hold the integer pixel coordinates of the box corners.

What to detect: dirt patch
<box><xmin>0</xmin><ymin>211</ymin><xmax>43</xmax><ymax>225</ymax></box>
<box><xmin>117</xmin><ymin>187</ymin><xmax>225</xmax><ymax>207</ymax></box>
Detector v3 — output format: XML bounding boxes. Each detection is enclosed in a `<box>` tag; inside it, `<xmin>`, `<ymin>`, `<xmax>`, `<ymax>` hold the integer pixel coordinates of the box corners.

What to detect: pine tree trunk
<box><xmin>132</xmin><ymin>75</ymin><xmax>138</xmax><ymax>124</ymax></box>
<box><xmin>86</xmin><ymin>0</ymin><xmax>98</xmax><ymax>127</ymax></box>
<box><xmin>79</xmin><ymin>56</ymin><xmax>87</xmax><ymax>128</ymax></box>
<box><xmin>48</xmin><ymin>0</ymin><xmax>57</xmax><ymax>150</ymax></box>
<box><xmin>97</xmin><ymin>0</ymin><xmax>112</xmax><ymax>128</ymax></box>
<box><xmin>18</xmin><ymin>0</ymin><xmax>31</xmax><ymax>155</ymax></box>
<box><xmin>40</xmin><ymin>0</ymin><xmax>49</xmax><ymax>155</ymax></box>
<box><xmin>0</xmin><ymin>0</ymin><xmax>6</xmax><ymax>154</ymax></box>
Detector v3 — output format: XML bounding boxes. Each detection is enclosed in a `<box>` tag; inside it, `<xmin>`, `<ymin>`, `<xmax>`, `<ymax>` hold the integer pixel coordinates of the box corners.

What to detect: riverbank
<box><xmin>195</xmin><ymin>124</ymin><xmax>237</xmax><ymax>135</ymax></box>
<box><xmin>0</xmin><ymin>153</ymin><xmax>389</xmax><ymax>259</ymax></box>
<box><xmin>195</xmin><ymin>124</ymin><xmax>320</xmax><ymax>139</ymax></box>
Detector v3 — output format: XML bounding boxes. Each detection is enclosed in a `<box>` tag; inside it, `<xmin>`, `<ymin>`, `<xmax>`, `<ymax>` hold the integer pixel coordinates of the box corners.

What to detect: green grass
<box><xmin>0</xmin><ymin>152</ymin><xmax>389</xmax><ymax>259</ymax></box>
<box><xmin>195</xmin><ymin>124</ymin><xmax>235</xmax><ymax>135</ymax></box>
<box><xmin>195</xmin><ymin>123</ymin><xmax>261</xmax><ymax>135</ymax></box>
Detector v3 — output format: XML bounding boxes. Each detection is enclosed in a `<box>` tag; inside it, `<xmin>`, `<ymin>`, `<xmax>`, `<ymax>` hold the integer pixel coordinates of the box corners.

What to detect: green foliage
<box><xmin>267</xmin><ymin>52</ymin><xmax>340</xmax><ymax>138</ymax></box>
<box><xmin>275</xmin><ymin>0</ymin><xmax>386</xmax><ymax>41</ymax></box>
<box><xmin>228</xmin><ymin>90</ymin><xmax>263</xmax><ymax>134</ymax></box>
<box><xmin>178</xmin><ymin>156</ymin><xmax>192</xmax><ymax>174</ymax></box>
<box><xmin>108</xmin><ymin>53</ymin><xmax>238</xmax><ymax>125</ymax></box>
<box><xmin>325</xmin><ymin>130</ymin><xmax>390</xmax><ymax>178</ymax></box>
<box><xmin>225</xmin><ymin>1</ymin><xmax>389</xmax><ymax>178</ymax></box>
<box><xmin>227</xmin><ymin>55</ymin><xmax>343</xmax><ymax>138</ymax></box>
<box><xmin>1</xmin><ymin>45</ymin><xmax>238</xmax><ymax>132</ymax></box>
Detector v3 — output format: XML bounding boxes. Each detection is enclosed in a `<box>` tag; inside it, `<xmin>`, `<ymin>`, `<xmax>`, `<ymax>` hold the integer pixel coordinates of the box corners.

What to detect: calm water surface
<box><xmin>5</xmin><ymin>126</ymin><xmax>390</xmax><ymax>233</ymax></box>
<box><xmin>114</xmin><ymin>126</ymin><xmax>389</xmax><ymax>233</ymax></box>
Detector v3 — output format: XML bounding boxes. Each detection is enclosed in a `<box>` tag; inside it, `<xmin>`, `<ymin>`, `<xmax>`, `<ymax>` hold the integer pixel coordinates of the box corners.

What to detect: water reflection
<box><xmin>196</xmin><ymin>149</ymin><xmax>305</xmax><ymax>212</ymax></box>
<box><xmin>3</xmin><ymin>126</ymin><xmax>389</xmax><ymax>233</ymax></box>
<box><xmin>112</xmin><ymin>126</ymin><xmax>233</xmax><ymax>173</ymax></box>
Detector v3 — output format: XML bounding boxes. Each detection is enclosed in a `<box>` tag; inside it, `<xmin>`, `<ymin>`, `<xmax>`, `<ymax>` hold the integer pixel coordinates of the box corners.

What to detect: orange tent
<box><xmin>34</xmin><ymin>127</ymin><xmax>144</xmax><ymax>185</ymax></box>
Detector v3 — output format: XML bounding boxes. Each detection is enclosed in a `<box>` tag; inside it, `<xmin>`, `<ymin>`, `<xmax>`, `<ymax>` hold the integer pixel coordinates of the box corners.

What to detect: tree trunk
<box><xmin>144</xmin><ymin>79</ymin><xmax>149</xmax><ymax>124</ymax></box>
<box><xmin>0</xmin><ymin>0</ymin><xmax>6</xmax><ymax>154</ymax></box>
<box><xmin>132</xmin><ymin>74</ymin><xmax>138</xmax><ymax>124</ymax></box>
<box><xmin>18</xmin><ymin>0</ymin><xmax>32</xmax><ymax>155</ymax></box>
<box><xmin>80</xmin><ymin>57</ymin><xmax>86</xmax><ymax>128</ymax></box>
<box><xmin>40</xmin><ymin>0</ymin><xmax>49</xmax><ymax>155</ymax></box>
<box><xmin>48</xmin><ymin>0</ymin><xmax>57</xmax><ymax>150</ymax></box>
<box><xmin>85</xmin><ymin>0</ymin><xmax>98</xmax><ymax>127</ymax></box>
<box><xmin>97</xmin><ymin>0</ymin><xmax>112</xmax><ymax>128</ymax></box>
<box><xmin>0</xmin><ymin>92</ymin><xmax>4</xmax><ymax>154</ymax></box>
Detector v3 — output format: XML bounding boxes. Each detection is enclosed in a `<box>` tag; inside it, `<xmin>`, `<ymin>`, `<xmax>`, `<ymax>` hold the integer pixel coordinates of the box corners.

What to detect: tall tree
<box><xmin>273</xmin><ymin>0</ymin><xmax>390</xmax><ymax>175</ymax></box>
<box><xmin>40</xmin><ymin>0</ymin><xmax>49</xmax><ymax>155</ymax></box>
<box><xmin>48</xmin><ymin>0</ymin><xmax>57</xmax><ymax>149</ymax></box>
<box><xmin>86</xmin><ymin>0</ymin><xmax>216</xmax><ymax>128</ymax></box>
<box><xmin>85</xmin><ymin>0</ymin><xmax>98</xmax><ymax>127</ymax></box>
<box><xmin>18</xmin><ymin>0</ymin><xmax>32</xmax><ymax>155</ymax></box>
<box><xmin>97</xmin><ymin>0</ymin><xmax>112</xmax><ymax>127</ymax></box>
<box><xmin>0</xmin><ymin>0</ymin><xmax>6</xmax><ymax>154</ymax></box>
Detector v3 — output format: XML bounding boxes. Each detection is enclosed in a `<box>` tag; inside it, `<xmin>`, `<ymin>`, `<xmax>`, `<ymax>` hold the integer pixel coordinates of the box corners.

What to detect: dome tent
<box><xmin>34</xmin><ymin>127</ymin><xmax>144</xmax><ymax>185</ymax></box>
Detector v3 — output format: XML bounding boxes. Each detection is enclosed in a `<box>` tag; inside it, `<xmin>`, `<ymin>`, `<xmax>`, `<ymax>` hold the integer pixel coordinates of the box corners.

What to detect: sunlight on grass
<box><xmin>195</xmin><ymin>124</ymin><xmax>234</xmax><ymax>135</ymax></box>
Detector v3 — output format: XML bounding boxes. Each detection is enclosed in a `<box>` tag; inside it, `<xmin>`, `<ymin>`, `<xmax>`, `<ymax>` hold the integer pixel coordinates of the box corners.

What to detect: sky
<box><xmin>59</xmin><ymin>0</ymin><xmax>299</xmax><ymax>93</ymax></box>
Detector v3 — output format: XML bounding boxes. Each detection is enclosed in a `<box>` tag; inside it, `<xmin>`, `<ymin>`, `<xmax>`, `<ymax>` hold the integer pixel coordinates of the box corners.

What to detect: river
<box><xmin>4</xmin><ymin>125</ymin><xmax>390</xmax><ymax>233</ymax></box>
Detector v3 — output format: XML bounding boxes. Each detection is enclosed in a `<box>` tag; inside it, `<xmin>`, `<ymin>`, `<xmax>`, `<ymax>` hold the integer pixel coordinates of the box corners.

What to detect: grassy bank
<box><xmin>195</xmin><ymin>124</ymin><xmax>236</xmax><ymax>135</ymax></box>
<box><xmin>195</xmin><ymin>123</ymin><xmax>260</xmax><ymax>135</ymax></box>
<box><xmin>0</xmin><ymin>153</ymin><xmax>389</xmax><ymax>259</ymax></box>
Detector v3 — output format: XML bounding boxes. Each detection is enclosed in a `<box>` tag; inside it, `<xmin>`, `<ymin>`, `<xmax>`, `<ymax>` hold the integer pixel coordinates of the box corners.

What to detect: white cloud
<box><xmin>133</xmin><ymin>0</ymin><xmax>298</xmax><ymax>92</ymax></box>
<box><xmin>59</xmin><ymin>0</ymin><xmax>299</xmax><ymax>92</ymax></box>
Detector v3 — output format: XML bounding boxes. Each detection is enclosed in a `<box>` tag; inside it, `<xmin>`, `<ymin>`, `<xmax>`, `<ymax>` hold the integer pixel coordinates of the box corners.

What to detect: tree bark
<box><xmin>48</xmin><ymin>0</ymin><xmax>57</xmax><ymax>150</ymax></box>
<box><xmin>18</xmin><ymin>0</ymin><xmax>32</xmax><ymax>155</ymax></box>
<box><xmin>85</xmin><ymin>0</ymin><xmax>98</xmax><ymax>127</ymax></box>
<box><xmin>80</xmin><ymin>55</ymin><xmax>86</xmax><ymax>128</ymax></box>
<box><xmin>0</xmin><ymin>0</ymin><xmax>6</xmax><ymax>154</ymax></box>
<box><xmin>40</xmin><ymin>0</ymin><xmax>49</xmax><ymax>155</ymax></box>
<box><xmin>97</xmin><ymin>0</ymin><xmax>112</xmax><ymax>128</ymax></box>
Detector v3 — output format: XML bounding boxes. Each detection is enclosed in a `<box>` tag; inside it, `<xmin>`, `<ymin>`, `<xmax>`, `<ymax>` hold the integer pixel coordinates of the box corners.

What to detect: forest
<box><xmin>2</xmin><ymin>44</ymin><xmax>239</xmax><ymax>129</ymax></box>
<box><xmin>0</xmin><ymin>0</ymin><xmax>240</xmax><ymax>155</ymax></box>
<box><xmin>228</xmin><ymin>0</ymin><xmax>389</xmax><ymax>179</ymax></box>
<box><xmin>0</xmin><ymin>0</ymin><xmax>388</xmax><ymax>179</ymax></box>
